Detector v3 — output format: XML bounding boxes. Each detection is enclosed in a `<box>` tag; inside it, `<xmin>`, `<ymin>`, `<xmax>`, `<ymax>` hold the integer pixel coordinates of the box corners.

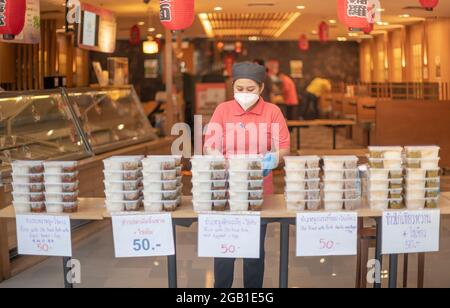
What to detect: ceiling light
<box><xmin>214</xmin><ymin>7</ymin><xmax>223</xmax><ymax>11</ymax></box>
<box><xmin>332</xmin><ymin>273</ymin><xmax>337</xmax><ymax>277</ymax></box>
<box><xmin>138</xmin><ymin>21</ymin><xmax>145</xmax><ymax>26</ymax></box>
<box><xmin>399</xmin><ymin>14</ymin><xmax>410</xmax><ymax>18</ymax></box>
<box><xmin>155</xmin><ymin>33</ymin><xmax>163</xmax><ymax>39</ymax></box>
<box><xmin>320</xmin><ymin>258</ymin><xmax>326</xmax><ymax>264</ymax></box>
<box><xmin>311</xmin><ymin>30</ymin><xmax>318</xmax><ymax>35</ymax></box>
<box><xmin>296</xmin><ymin>5</ymin><xmax>305</xmax><ymax>10</ymax></box>
<box><xmin>337</xmin><ymin>37</ymin><xmax>348</xmax><ymax>41</ymax></box>
<box><xmin>148</xmin><ymin>27</ymin><xmax>156</xmax><ymax>32</ymax></box>
<box><xmin>199</xmin><ymin>13</ymin><xmax>214</xmax><ymax>38</ymax></box>
<box><xmin>377</xmin><ymin>8</ymin><xmax>385</xmax><ymax>12</ymax></box>
<box><xmin>329</xmin><ymin>19</ymin><xmax>337</xmax><ymax>24</ymax></box>
<box><xmin>248</xmin><ymin>36</ymin><xmax>259</xmax><ymax>41</ymax></box>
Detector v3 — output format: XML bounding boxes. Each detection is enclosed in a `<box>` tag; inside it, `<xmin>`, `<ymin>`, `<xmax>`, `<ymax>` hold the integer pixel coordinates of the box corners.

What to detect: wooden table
<box><xmin>287</xmin><ymin>119</ymin><xmax>356</xmax><ymax>150</ymax></box>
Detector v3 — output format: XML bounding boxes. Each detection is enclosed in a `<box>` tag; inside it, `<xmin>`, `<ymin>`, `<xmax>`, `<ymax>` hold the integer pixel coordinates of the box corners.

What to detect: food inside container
<box><xmin>323</xmin><ymin>180</ymin><xmax>344</xmax><ymax>190</ymax></box>
<box><xmin>406</xmin><ymin>158</ymin><xmax>440</xmax><ymax>169</ymax></box>
<box><xmin>323</xmin><ymin>169</ymin><xmax>345</xmax><ymax>180</ymax></box>
<box><xmin>61</xmin><ymin>202</ymin><xmax>79</xmax><ymax>213</ymax></box>
<box><xmin>143</xmin><ymin>202</ymin><xmax>163</xmax><ymax>212</ymax></box>
<box><xmin>12</xmin><ymin>173</ymin><xmax>44</xmax><ymax>184</ymax></box>
<box><xmin>229</xmin><ymin>180</ymin><xmax>264</xmax><ymax>191</ymax></box>
<box><xmin>323</xmin><ymin>190</ymin><xmax>344</xmax><ymax>200</ymax></box>
<box><xmin>229</xmin><ymin>170</ymin><xmax>263</xmax><ymax>181</ymax></box>
<box><xmin>368</xmin><ymin>146</ymin><xmax>403</xmax><ymax>159</ymax></box>
<box><xmin>284</xmin><ymin>156</ymin><xmax>320</xmax><ymax>170</ymax></box>
<box><xmin>191</xmin><ymin>156</ymin><xmax>227</xmax><ymax>171</ymax></box>
<box><xmin>142</xmin><ymin>169</ymin><xmax>176</xmax><ymax>181</ymax></box>
<box><xmin>30</xmin><ymin>202</ymin><xmax>46</xmax><ymax>213</ymax></box>
<box><xmin>44</xmin><ymin>172</ymin><xmax>79</xmax><ymax>184</ymax></box>
<box><xmin>192</xmin><ymin>180</ymin><xmax>228</xmax><ymax>191</ymax></box>
<box><xmin>369</xmin><ymin>158</ymin><xmax>402</xmax><ymax>169</ymax></box>
<box><xmin>426</xmin><ymin>178</ymin><xmax>440</xmax><ymax>189</ymax></box>
<box><xmin>284</xmin><ymin>169</ymin><xmax>306</xmax><ymax>181</ymax></box>
<box><xmin>229</xmin><ymin>190</ymin><xmax>263</xmax><ymax>201</ymax></box>
<box><xmin>192</xmin><ymin>170</ymin><xmax>227</xmax><ymax>181</ymax></box>
<box><xmin>106</xmin><ymin>190</ymin><xmax>141</xmax><ymax>202</ymax></box>
<box><xmin>12</xmin><ymin>202</ymin><xmax>31</xmax><ymax>213</ymax></box>
<box><xmin>425</xmin><ymin>189</ymin><xmax>439</xmax><ymax>198</ymax></box>
<box><xmin>369</xmin><ymin>199</ymin><xmax>389</xmax><ymax>210</ymax></box>
<box><xmin>142</xmin><ymin>156</ymin><xmax>177</xmax><ymax>171</ymax></box>
<box><xmin>228</xmin><ymin>155</ymin><xmax>263</xmax><ymax>171</ymax></box>
<box><xmin>12</xmin><ymin>192</ymin><xmax>45</xmax><ymax>202</ymax></box>
<box><xmin>284</xmin><ymin>190</ymin><xmax>306</xmax><ymax>201</ymax></box>
<box><xmin>405</xmin><ymin>146</ymin><xmax>440</xmax><ymax>159</ymax></box>
<box><xmin>307</xmin><ymin>200</ymin><xmax>321</xmax><ymax>211</ymax></box>
<box><xmin>12</xmin><ymin>183</ymin><xmax>45</xmax><ymax>193</ymax></box>
<box><xmin>45</xmin><ymin>192</ymin><xmax>78</xmax><ymax>203</ymax></box>
<box><xmin>389</xmin><ymin>179</ymin><xmax>403</xmax><ymax>190</ymax></box>
<box><xmin>193</xmin><ymin>190</ymin><xmax>228</xmax><ymax>202</ymax></box>
<box><xmin>344</xmin><ymin>169</ymin><xmax>359</xmax><ymax>179</ymax></box>
<box><xmin>344</xmin><ymin>190</ymin><xmax>359</xmax><ymax>199</ymax></box>
<box><xmin>229</xmin><ymin>200</ymin><xmax>250</xmax><ymax>211</ymax></box>
<box><xmin>45</xmin><ymin>182</ymin><xmax>79</xmax><ymax>193</ymax></box>
<box><xmin>344</xmin><ymin>199</ymin><xmax>359</xmax><ymax>211</ymax></box>
<box><xmin>105</xmin><ymin>201</ymin><xmax>125</xmax><ymax>212</ymax></box>
<box><xmin>306</xmin><ymin>190</ymin><xmax>321</xmax><ymax>200</ymax></box>
<box><xmin>103</xmin><ymin>156</ymin><xmax>144</xmax><ymax>171</ymax></box>
<box><xmin>43</xmin><ymin>161</ymin><xmax>78</xmax><ymax>173</ymax></box>
<box><xmin>388</xmin><ymin>189</ymin><xmax>403</xmax><ymax>199</ymax></box>
<box><xmin>11</xmin><ymin>160</ymin><xmax>44</xmax><ymax>174</ymax></box>
<box><xmin>344</xmin><ymin>179</ymin><xmax>360</xmax><ymax>190</ymax></box>
<box><xmin>306</xmin><ymin>169</ymin><xmax>320</xmax><ymax>179</ymax></box>
<box><xmin>368</xmin><ymin>169</ymin><xmax>389</xmax><ymax>180</ymax></box>
<box><xmin>389</xmin><ymin>170</ymin><xmax>403</xmax><ymax>179</ymax></box>
<box><xmin>249</xmin><ymin>200</ymin><xmax>264</xmax><ymax>211</ymax></box>
<box><xmin>323</xmin><ymin>200</ymin><xmax>344</xmax><ymax>211</ymax></box>
<box><xmin>143</xmin><ymin>179</ymin><xmax>177</xmax><ymax>191</ymax></box>
<box><xmin>405</xmin><ymin>198</ymin><xmax>425</xmax><ymax>210</ymax></box>
<box><xmin>322</xmin><ymin>157</ymin><xmax>344</xmax><ymax>169</ymax></box>
<box><xmin>426</xmin><ymin>198</ymin><xmax>439</xmax><ymax>209</ymax></box>
<box><xmin>389</xmin><ymin>199</ymin><xmax>404</xmax><ymax>209</ymax></box>
<box><xmin>144</xmin><ymin>198</ymin><xmax>180</xmax><ymax>212</ymax></box>
<box><xmin>287</xmin><ymin>200</ymin><xmax>306</xmax><ymax>211</ymax></box>
<box><xmin>112</xmin><ymin>199</ymin><xmax>143</xmax><ymax>211</ymax></box>
<box><xmin>46</xmin><ymin>203</ymin><xmax>64</xmax><ymax>214</ymax></box>
<box><xmin>143</xmin><ymin>187</ymin><xmax>181</xmax><ymax>202</ymax></box>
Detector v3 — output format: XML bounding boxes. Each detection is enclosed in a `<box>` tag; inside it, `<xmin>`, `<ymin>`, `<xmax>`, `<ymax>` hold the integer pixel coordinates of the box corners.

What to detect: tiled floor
<box><xmin>1</xmin><ymin>127</ymin><xmax>450</xmax><ymax>288</ymax></box>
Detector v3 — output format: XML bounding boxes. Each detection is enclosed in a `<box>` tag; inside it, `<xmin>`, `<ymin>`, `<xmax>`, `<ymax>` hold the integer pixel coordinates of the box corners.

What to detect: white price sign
<box><xmin>16</xmin><ymin>215</ymin><xmax>72</xmax><ymax>257</ymax></box>
<box><xmin>198</xmin><ymin>213</ymin><xmax>261</xmax><ymax>259</ymax></box>
<box><xmin>111</xmin><ymin>213</ymin><xmax>175</xmax><ymax>258</ymax></box>
<box><xmin>296</xmin><ymin>212</ymin><xmax>358</xmax><ymax>257</ymax></box>
<box><xmin>382</xmin><ymin>210</ymin><xmax>440</xmax><ymax>255</ymax></box>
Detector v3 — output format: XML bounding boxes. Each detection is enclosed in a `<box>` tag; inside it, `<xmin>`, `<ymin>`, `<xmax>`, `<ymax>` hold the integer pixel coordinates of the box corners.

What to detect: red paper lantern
<box><xmin>129</xmin><ymin>25</ymin><xmax>141</xmax><ymax>46</ymax></box>
<box><xmin>419</xmin><ymin>0</ymin><xmax>439</xmax><ymax>11</ymax></box>
<box><xmin>319</xmin><ymin>22</ymin><xmax>329</xmax><ymax>43</ymax></box>
<box><xmin>298</xmin><ymin>34</ymin><xmax>309</xmax><ymax>51</ymax></box>
<box><xmin>160</xmin><ymin>0</ymin><xmax>195</xmax><ymax>31</ymax></box>
<box><xmin>0</xmin><ymin>0</ymin><xmax>26</xmax><ymax>40</ymax></box>
<box><xmin>337</xmin><ymin>0</ymin><xmax>371</xmax><ymax>31</ymax></box>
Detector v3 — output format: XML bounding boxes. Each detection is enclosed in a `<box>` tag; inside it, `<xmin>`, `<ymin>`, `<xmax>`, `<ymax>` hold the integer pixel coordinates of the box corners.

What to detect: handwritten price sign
<box><xmin>198</xmin><ymin>213</ymin><xmax>261</xmax><ymax>259</ymax></box>
<box><xmin>296</xmin><ymin>212</ymin><xmax>358</xmax><ymax>257</ymax></box>
<box><xmin>16</xmin><ymin>214</ymin><xmax>72</xmax><ymax>257</ymax></box>
<box><xmin>111</xmin><ymin>213</ymin><xmax>174</xmax><ymax>258</ymax></box>
<box><xmin>382</xmin><ymin>209</ymin><xmax>440</xmax><ymax>254</ymax></box>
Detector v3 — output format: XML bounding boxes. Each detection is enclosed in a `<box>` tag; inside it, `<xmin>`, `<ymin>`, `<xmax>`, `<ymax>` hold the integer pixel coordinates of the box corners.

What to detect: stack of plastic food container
<box><xmin>142</xmin><ymin>155</ymin><xmax>183</xmax><ymax>212</ymax></box>
<box><xmin>103</xmin><ymin>156</ymin><xmax>144</xmax><ymax>212</ymax></box>
<box><xmin>43</xmin><ymin>161</ymin><xmax>79</xmax><ymax>213</ymax></box>
<box><xmin>228</xmin><ymin>155</ymin><xmax>264</xmax><ymax>212</ymax></box>
<box><xmin>323</xmin><ymin>156</ymin><xmax>361</xmax><ymax>211</ymax></box>
<box><xmin>284</xmin><ymin>156</ymin><xmax>321</xmax><ymax>211</ymax></box>
<box><xmin>11</xmin><ymin>161</ymin><xmax>46</xmax><ymax>213</ymax></box>
<box><xmin>191</xmin><ymin>156</ymin><xmax>228</xmax><ymax>212</ymax></box>
<box><xmin>404</xmin><ymin>146</ymin><xmax>440</xmax><ymax>210</ymax></box>
<box><xmin>367</xmin><ymin>147</ymin><xmax>404</xmax><ymax>210</ymax></box>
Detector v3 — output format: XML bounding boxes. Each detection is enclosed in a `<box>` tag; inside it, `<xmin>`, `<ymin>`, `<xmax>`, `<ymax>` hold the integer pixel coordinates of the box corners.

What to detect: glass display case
<box><xmin>0</xmin><ymin>89</ymin><xmax>92</xmax><ymax>172</ymax></box>
<box><xmin>66</xmin><ymin>86</ymin><xmax>157</xmax><ymax>154</ymax></box>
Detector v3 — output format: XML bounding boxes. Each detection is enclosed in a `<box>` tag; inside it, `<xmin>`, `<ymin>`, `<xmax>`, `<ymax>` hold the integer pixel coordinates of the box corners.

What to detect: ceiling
<box><xmin>41</xmin><ymin>0</ymin><xmax>450</xmax><ymax>41</ymax></box>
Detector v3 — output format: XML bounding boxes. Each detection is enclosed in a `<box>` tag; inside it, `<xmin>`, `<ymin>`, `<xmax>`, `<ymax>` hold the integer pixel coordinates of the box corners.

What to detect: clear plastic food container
<box><xmin>344</xmin><ymin>199</ymin><xmax>359</xmax><ymax>211</ymax></box>
<box><xmin>142</xmin><ymin>156</ymin><xmax>177</xmax><ymax>171</ymax></box>
<box><xmin>104</xmin><ymin>179</ymin><xmax>142</xmax><ymax>192</ymax></box>
<box><xmin>405</xmin><ymin>158</ymin><xmax>440</xmax><ymax>169</ymax></box>
<box><xmin>143</xmin><ymin>187</ymin><xmax>181</xmax><ymax>202</ymax></box>
<box><xmin>284</xmin><ymin>156</ymin><xmax>320</xmax><ymax>170</ymax></box>
<box><xmin>322</xmin><ymin>156</ymin><xmax>358</xmax><ymax>169</ymax></box>
<box><xmin>142</xmin><ymin>169</ymin><xmax>176</xmax><ymax>181</ymax></box>
<box><xmin>284</xmin><ymin>190</ymin><xmax>306</xmax><ymax>201</ymax></box>
<box><xmin>193</xmin><ymin>189</ymin><xmax>228</xmax><ymax>202</ymax></box>
<box><xmin>43</xmin><ymin>161</ymin><xmax>78</xmax><ymax>173</ymax></box>
<box><xmin>45</xmin><ymin>203</ymin><xmax>64</xmax><ymax>214</ymax></box>
<box><xmin>103</xmin><ymin>156</ymin><xmax>144</xmax><ymax>171</ymax></box>
<box><xmin>47</xmin><ymin>202</ymin><xmax>78</xmax><ymax>213</ymax></box>
<box><xmin>45</xmin><ymin>182</ymin><xmax>79</xmax><ymax>193</ymax></box>
<box><xmin>192</xmin><ymin>169</ymin><xmax>228</xmax><ymax>181</ymax></box>
<box><xmin>228</xmin><ymin>155</ymin><xmax>263</xmax><ymax>171</ymax></box>
<box><xmin>368</xmin><ymin>169</ymin><xmax>390</xmax><ymax>180</ymax></box>
<box><xmin>105</xmin><ymin>201</ymin><xmax>125</xmax><ymax>212</ymax></box>
<box><xmin>11</xmin><ymin>160</ymin><xmax>44</xmax><ymax>174</ymax></box>
<box><xmin>229</xmin><ymin>170</ymin><xmax>264</xmax><ymax>181</ymax></box>
<box><xmin>229</xmin><ymin>180</ymin><xmax>264</xmax><ymax>191</ymax></box>
<box><xmin>12</xmin><ymin>192</ymin><xmax>45</xmax><ymax>202</ymax></box>
<box><xmin>425</xmin><ymin>178</ymin><xmax>440</xmax><ymax>189</ymax></box>
<box><xmin>44</xmin><ymin>172</ymin><xmax>79</xmax><ymax>183</ymax></box>
<box><xmin>406</xmin><ymin>168</ymin><xmax>440</xmax><ymax>179</ymax></box>
<box><xmin>286</xmin><ymin>200</ymin><xmax>306</xmax><ymax>211</ymax></box>
<box><xmin>45</xmin><ymin>192</ymin><xmax>78</xmax><ymax>203</ymax></box>
<box><xmin>323</xmin><ymin>200</ymin><xmax>344</xmax><ymax>211</ymax></box>
<box><xmin>369</xmin><ymin>158</ymin><xmax>403</xmax><ymax>169</ymax></box>
<box><xmin>369</xmin><ymin>198</ymin><xmax>403</xmax><ymax>210</ymax></box>
<box><xmin>323</xmin><ymin>190</ymin><xmax>345</xmax><ymax>200</ymax></box>
<box><xmin>191</xmin><ymin>156</ymin><xmax>227</xmax><ymax>171</ymax></box>
<box><xmin>229</xmin><ymin>199</ymin><xmax>263</xmax><ymax>212</ymax></box>
<box><xmin>12</xmin><ymin>173</ymin><xmax>44</xmax><ymax>184</ymax></box>
<box><xmin>344</xmin><ymin>169</ymin><xmax>359</xmax><ymax>179</ymax></box>
<box><xmin>406</xmin><ymin>189</ymin><xmax>440</xmax><ymax>199</ymax></box>
<box><xmin>30</xmin><ymin>202</ymin><xmax>46</xmax><ymax>213</ymax></box>
<box><xmin>229</xmin><ymin>190</ymin><xmax>263</xmax><ymax>201</ymax></box>
<box><xmin>144</xmin><ymin>198</ymin><xmax>180</xmax><ymax>212</ymax></box>
<box><xmin>404</xmin><ymin>198</ymin><xmax>438</xmax><ymax>210</ymax></box>
<box><xmin>405</xmin><ymin>146</ymin><xmax>440</xmax><ymax>159</ymax></box>
<box><xmin>193</xmin><ymin>200</ymin><xmax>228</xmax><ymax>212</ymax></box>
<box><xmin>192</xmin><ymin>180</ymin><xmax>228</xmax><ymax>191</ymax></box>
<box><xmin>368</xmin><ymin>179</ymin><xmax>390</xmax><ymax>190</ymax></box>
<box><xmin>105</xmin><ymin>190</ymin><xmax>142</xmax><ymax>202</ymax></box>
<box><xmin>284</xmin><ymin>169</ymin><xmax>306</xmax><ymax>181</ymax></box>
<box><xmin>368</xmin><ymin>146</ymin><xmax>403</xmax><ymax>159</ymax></box>
<box><xmin>285</xmin><ymin>179</ymin><xmax>320</xmax><ymax>191</ymax></box>
<box><xmin>12</xmin><ymin>202</ymin><xmax>31</xmax><ymax>213</ymax></box>
<box><xmin>143</xmin><ymin>179</ymin><xmax>178</xmax><ymax>191</ymax></box>
<box><xmin>12</xmin><ymin>183</ymin><xmax>45</xmax><ymax>193</ymax></box>
<box><xmin>322</xmin><ymin>169</ymin><xmax>345</xmax><ymax>180</ymax></box>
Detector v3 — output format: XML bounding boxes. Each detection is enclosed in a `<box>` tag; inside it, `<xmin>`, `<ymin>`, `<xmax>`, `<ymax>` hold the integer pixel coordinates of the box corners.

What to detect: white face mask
<box><xmin>234</xmin><ymin>93</ymin><xmax>260</xmax><ymax>111</ymax></box>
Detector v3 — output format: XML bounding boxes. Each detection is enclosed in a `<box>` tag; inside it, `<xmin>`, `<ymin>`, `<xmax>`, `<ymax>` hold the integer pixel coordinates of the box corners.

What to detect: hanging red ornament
<box><xmin>298</xmin><ymin>34</ymin><xmax>310</xmax><ymax>51</ymax></box>
<box><xmin>160</xmin><ymin>0</ymin><xmax>195</xmax><ymax>31</ymax></box>
<box><xmin>419</xmin><ymin>0</ymin><xmax>439</xmax><ymax>11</ymax></box>
<box><xmin>0</xmin><ymin>0</ymin><xmax>26</xmax><ymax>40</ymax></box>
<box><xmin>129</xmin><ymin>25</ymin><xmax>141</xmax><ymax>46</ymax></box>
<box><xmin>319</xmin><ymin>22</ymin><xmax>329</xmax><ymax>43</ymax></box>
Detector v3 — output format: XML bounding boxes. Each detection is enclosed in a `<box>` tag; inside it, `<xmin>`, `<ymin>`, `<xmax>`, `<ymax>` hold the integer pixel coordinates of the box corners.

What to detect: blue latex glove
<box><xmin>262</xmin><ymin>152</ymin><xmax>278</xmax><ymax>177</ymax></box>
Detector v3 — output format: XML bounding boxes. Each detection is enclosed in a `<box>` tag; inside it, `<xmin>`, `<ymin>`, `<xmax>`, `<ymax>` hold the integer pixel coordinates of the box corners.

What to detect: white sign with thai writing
<box><xmin>111</xmin><ymin>213</ymin><xmax>174</xmax><ymax>258</ymax></box>
<box><xmin>296</xmin><ymin>212</ymin><xmax>358</xmax><ymax>257</ymax></box>
<box><xmin>198</xmin><ymin>213</ymin><xmax>261</xmax><ymax>259</ymax></box>
<box><xmin>16</xmin><ymin>214</ymin><xmax>72</xmax><ymax>257</ymax></box>
<box><xmin>382</xmin><ymin>210</ymin><xmax>440</xmax><ymax>254</ymax></box>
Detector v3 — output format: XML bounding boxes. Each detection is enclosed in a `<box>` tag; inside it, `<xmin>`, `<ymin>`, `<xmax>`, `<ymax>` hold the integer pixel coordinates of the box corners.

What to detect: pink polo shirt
<box><xmin>204</xmin><ymin>98</ymin><xmax>291</xmax><ymax>194</ymax></box>
<box><xmin>280</xmin><ymin>74</ymin><xmax>299</xmax><ymax>106</ymax></box>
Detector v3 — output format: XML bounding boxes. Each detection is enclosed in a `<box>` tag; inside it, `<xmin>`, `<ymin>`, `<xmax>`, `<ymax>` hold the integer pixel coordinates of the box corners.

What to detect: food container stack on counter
<box><xmin>367</xmin><ymin>147</ymin><xmax>404</xmax><ymax>211</ymax></box>
<box><xmin>284</xmin><ymin>156</ymin><xmax>321</xmax><ymax>211</ymax></box>
<box><xmin>228</xmin><ymin>155</ymin><xmax>264</xmax><ymax>212</ymax></box>
<box><xmin>322</xmin><ymin>156</ymin><xmax>361</xmax><ymax>211</ymax></box>
<box><xmin>191</xmin><ymin>156</ymin><xmax>229</xmax><ymax>212</ymax></box>
<box><xmin>103</xmin><ymin>156</ymin><xmax>144</xmax><ymax>212</ymax></box>
<box><xmin>142</xmin><ymin>155</ymin><xmax>183</xmax><ymax>212</ymax></box>
<box><xmin>404</xmin><ymin>146</ymin><xmax>440</xmax><ymax>210</ymax></box>
<box><xmin>11</xmin><ymin>160</ymin><xmax>46</xmax><ymax>213</ymax></box>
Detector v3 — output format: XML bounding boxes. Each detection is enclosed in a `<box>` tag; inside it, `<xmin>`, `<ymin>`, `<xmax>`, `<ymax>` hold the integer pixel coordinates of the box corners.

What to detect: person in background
<box><xmin>302</xmin><ymin>76</ymin><xmax>332</xmax><ymax>120</ymax></box>
<box><xmin>253</xmin><ymin>59</ymin><xmax>273</xmax><ymax>103</ymax></box>
<box><xmin>278</xmin><ymin>72</ymin><xmax>299</xmax><ymax>121</ymax></box>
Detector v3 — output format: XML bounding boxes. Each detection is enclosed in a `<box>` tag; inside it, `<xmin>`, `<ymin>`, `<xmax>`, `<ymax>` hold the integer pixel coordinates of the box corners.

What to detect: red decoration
<box><xmin>419</xmin><ymin>0</ymin><xmax>439</xmax><ymax>11</ymax></box>
<box><xmin>337</xmin><ymin>0</ymin><xmax>371</xmax><ymax>31</ymax></box>
<box><xmin>129</xmin><ymin>25</ymin><xmax>141</xmax><ymax>46</ymax></box>
<box><xmin>362</xmin><ymin>23</ymin><xmax>374</xmax><ymax>34</ymax></box>
<box><xmin>0</xmin><ymin>0</ymin><xmax>26</xmax><ymax>40</ymax></box>
<box><xmin>298</xmin><ymin>34</ymin><xmax>309</xmax><ymax>51</ymax></box>
<box><xmin>160</xmin><ymin>0</ymin><xmax>195</xmax><ymax>31</ymax></box>
<box><xmin>319</xmin><ymin>22</ymin><xmax>329</xmax><ymax>43</ymax></box>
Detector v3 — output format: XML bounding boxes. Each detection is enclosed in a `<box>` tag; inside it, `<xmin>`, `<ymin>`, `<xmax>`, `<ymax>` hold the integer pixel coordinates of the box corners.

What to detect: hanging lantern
<box><xmin>143</xmin><ymin>38</ymin><xmax>159</xmax><ymax>54</ymax></box>
<box><xmin>160</xmin><ymin>0</ymin><xmax>195</xmax><ymax>31</ymax></box>
<box><xmin>0</xmin><ymin>0</ymin><xmax>26</xmax><ymax>40</ymax></box>
<box><xmin>319</xmin><ymin>22</ymin><xmax>329</xmax><ymax>43</ymax></box>
<box><xmin>298</xmin><ymin>34</ymin><xmax>309</xmax><ymax>51</ymax></box>
<box><xmin>235</xmin><ymin>41</ymin><xmax>243</xmax><ymax>53</ymax></box>
<box><xmin>129</xmin><ymin>25</ymin><xmax>141</xmax><ymax>46</ymax></box>
<box><xmin>337</xmin><ymin>0</ymin><xmax>372</xmax><ymax>31</ymax></box>
<box><xmin>419</xmin><ymin>0</ymin><xmax>439</xmax><ymax>11</ymax></box>
<box><xmin>362</xmin><ymin>23</ymin><xmax>374</xmax><ymax>35</ymax></box>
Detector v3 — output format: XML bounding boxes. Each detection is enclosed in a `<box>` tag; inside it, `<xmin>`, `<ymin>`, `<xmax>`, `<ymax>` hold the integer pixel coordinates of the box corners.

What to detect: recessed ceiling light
<box><xmin>296</xmin><ymin>5</ymin><xmax>305</xmax><ymax>10</ymax></box>
<box><xmin>311</xmin><ymin>30</ymin><xmax>318</xmax><ymax>35</ymax></box>
<box><xmin>332</xmin><ymin>273</ymin><xmax>337</xmax><ymax>277</ymax></box>
<box><xmin>148</xmin><ymin>27</ymin><xmax>156</xmax><ymax>32</ymax></box>
<box><xmin>377</xmin><ymin>8</ymin><xmax>385</xmax><ymax>12</ymax></box>
<box><xmin>329</xmin><ymin>19</ymin><xmax>337</xmax><ymax>24</ymax></box>
<box><xmin>399</xmin><ymin>14</ymin><xmax>410</xmax><ymax>18</ymax></box>
<box><xmin>214</xmin><ymin>6</ymin><xmax>223</xmax><ymax>11</ymax></box>
<box><xmin>337</xmin><ymin>37</ymin><xmax>348</xmax><ymax>41</ymax></box>
<box><xmin>248</xmin><ymin>36</ymin><xmax>259</xmax><ymax>41</ymax></box>
<box><xmin>320</xmin><ymin>258</ymin><xmax>326</xmax><ymax>264</ymax></box>
<box><xmin>138</xmin><ymin>21</ymin><xmax>145</xmax><ymax>26</ymax></box>
<box><xmin>156</xmin><ymin>34</ymin><xmax>163</xmax><ymax>39</ymax></box>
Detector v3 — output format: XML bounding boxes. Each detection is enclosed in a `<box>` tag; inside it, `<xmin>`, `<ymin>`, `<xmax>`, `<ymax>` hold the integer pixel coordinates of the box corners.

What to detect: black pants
<box><xmin>300</xmin><ymin>92</ymin><xmax>319</xmax><ymax>120</ymax></box>
<box><xmin>214</xmin><ymin>224</ymin><xmax>268</xmax><ymax>288</ymax></box>
<box><xmin>286</xmin><ymin>105</ymin><xmax>299</xmax><ymax>121</ymax></box>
